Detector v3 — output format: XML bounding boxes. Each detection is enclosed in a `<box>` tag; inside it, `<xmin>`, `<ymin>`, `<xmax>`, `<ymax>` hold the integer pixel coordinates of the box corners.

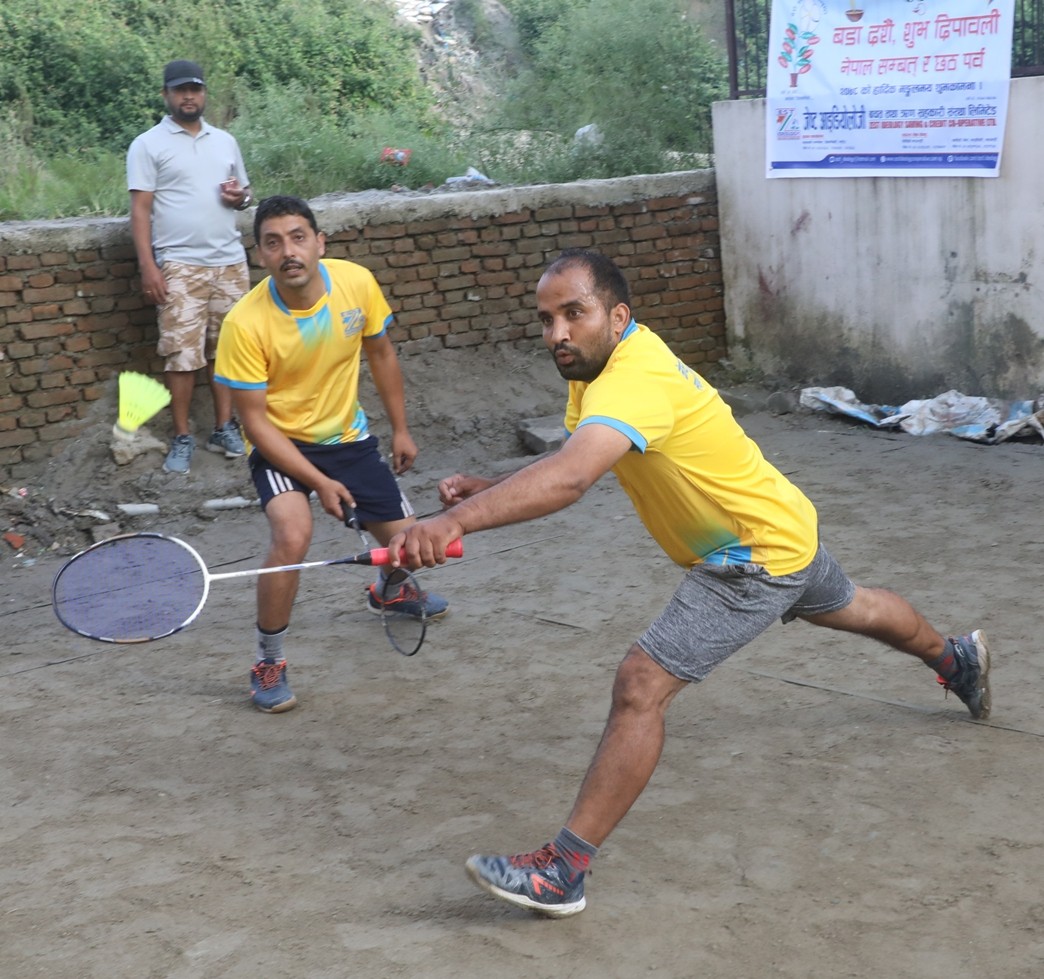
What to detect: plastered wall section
<box><xmin>712</xmin><ymin>75</ymin><xmax>1044</xmax><ymax>404</ymax></box>
<box><xmin>0</xmin><ymin>171</ymin><xmax>722</xmax><ymax>470</ymax></box>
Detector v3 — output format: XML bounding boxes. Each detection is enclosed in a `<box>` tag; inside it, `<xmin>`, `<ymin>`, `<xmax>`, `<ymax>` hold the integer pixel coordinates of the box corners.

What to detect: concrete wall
<box><xmin>712</xmin><ymin>76</ymin><xmax>1044</xmax><ymax>403</ymax></box>
<box><xmin>0</xmin><ymin>172</ymin><xmax>723</xmax><ymax>471</ymax></box>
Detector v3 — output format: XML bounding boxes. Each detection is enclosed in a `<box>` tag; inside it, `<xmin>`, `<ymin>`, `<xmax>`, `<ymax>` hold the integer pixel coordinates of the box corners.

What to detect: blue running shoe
<box><xmin>465</xmin><ymin>843</ymin><xmax>588</xmax><ymax>918</ymax></box>
<box><xmin>163</xmin><ymin>434</ymin><xmax>195</xmax><ymax>474</ymax></box>
<box><xmin>206</xmin><ymin>419</ymin><xmax>245</xmax><ymax>458</ymax></box>
<box><xmin>937</xmin><ymin>629</ymin><xmax>991</xmax><ymax>720</ymax></box>
<box><xmin>250</xmin><ymin>658</ymin><xmax>297</xmax><ymax>713</ymax></box>
<box><xmin>366</xmin><ymin>580</ymin><xmax>449</xmax><ymax>620</ymax></box>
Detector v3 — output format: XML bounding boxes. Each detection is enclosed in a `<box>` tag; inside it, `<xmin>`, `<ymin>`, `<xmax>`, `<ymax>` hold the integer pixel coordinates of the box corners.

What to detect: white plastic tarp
<box><xmin>800</xmin><ymin>386</ymin><xmax>1044</xmax><ymax>444</ymax></box>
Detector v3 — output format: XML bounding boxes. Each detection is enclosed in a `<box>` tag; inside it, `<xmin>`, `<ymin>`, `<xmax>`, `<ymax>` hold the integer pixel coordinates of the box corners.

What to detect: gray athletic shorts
<box><xmin>638</xmin><ymin>544</ymin><xmax>856</xmax><ymax>683</ymax></box>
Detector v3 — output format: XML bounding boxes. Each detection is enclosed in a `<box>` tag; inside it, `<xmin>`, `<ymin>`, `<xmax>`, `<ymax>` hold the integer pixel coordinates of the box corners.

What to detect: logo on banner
<box><xmin>775</xmin><ymin>107</ymin><xmax>802</xmax><ymax>139</ymax></box>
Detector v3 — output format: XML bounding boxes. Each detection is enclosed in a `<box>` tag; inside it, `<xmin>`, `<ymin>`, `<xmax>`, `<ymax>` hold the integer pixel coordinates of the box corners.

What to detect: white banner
<box><xmin>766</xmin><ymin>0</ymin><xmax>1015</xmax><ymax>177</ymax></box>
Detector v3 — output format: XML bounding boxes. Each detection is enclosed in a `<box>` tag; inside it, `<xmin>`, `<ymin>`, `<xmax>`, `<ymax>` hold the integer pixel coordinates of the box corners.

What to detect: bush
<box><xmin>231</xmin><ymin>84</ymin><xmax>468</xmax><ymax>199</ymax></box>
<box><xmin>0</xmin><ymin>0</ymin><xmax>430</xmax><ymax>155</ymax></box>
<box><xmin>0</xmin><ymin>0</ymin><xmax>724</xmax><ymax>219</ymax></box>
<box><xmin>0</xmin><ymin>0</ymin><xmax>157</xmax><ymax>153</ymax></box>
<box><xmin>496</xmin><ymin>0</ymin><xmax>727</xmax><ymax>162</ymax></box>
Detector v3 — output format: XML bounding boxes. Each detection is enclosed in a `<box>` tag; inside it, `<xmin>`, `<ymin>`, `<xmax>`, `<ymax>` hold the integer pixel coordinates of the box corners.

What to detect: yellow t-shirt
<box><xmin>214</xmin><ymin>259</ymin><xmax>391</xmax><ymax>444</ymax></box>
<box><xmin>565</xmin><ymin>322</ymin><xmax>818</xmax><ymax>575</ymax></box>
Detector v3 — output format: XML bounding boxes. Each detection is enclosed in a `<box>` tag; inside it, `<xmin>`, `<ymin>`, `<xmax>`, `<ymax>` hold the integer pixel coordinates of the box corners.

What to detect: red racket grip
<box><xmin>369</xmin><ymin>539</ymin><xmax>464</xmax><ymax>565</ymax></box>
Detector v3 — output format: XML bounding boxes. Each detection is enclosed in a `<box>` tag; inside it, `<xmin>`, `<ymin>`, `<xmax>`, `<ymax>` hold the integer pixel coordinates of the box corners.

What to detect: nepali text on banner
<box><xmin>766</xmin><ymin>0</ymin><xmax>1014</xmax><ymax>177</ymax></box>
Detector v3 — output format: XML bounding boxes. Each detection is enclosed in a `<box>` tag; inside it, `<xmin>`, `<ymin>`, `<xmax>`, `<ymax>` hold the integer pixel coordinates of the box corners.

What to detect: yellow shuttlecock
<box><xmin>115</xmin><ymin>371</ymin><xmax>171</xmax><ymax>436</ymax></box>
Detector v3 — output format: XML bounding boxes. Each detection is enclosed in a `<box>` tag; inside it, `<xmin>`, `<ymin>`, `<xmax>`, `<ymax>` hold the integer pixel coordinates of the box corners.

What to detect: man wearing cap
<box><xmin>127</xmin><ymin>59</ymin><xmax>253</xmax><ymax>474</ymax></box>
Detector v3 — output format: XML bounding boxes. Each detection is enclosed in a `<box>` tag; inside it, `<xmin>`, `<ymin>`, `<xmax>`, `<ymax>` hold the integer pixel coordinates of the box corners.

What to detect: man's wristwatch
<box><xmin>235</xmin><ymin>192</ymin><xmax>253</xmax><ymax>211</ymax></box>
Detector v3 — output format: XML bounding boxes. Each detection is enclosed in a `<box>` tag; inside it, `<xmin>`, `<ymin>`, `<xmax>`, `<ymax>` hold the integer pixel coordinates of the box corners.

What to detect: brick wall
<box><xmin>0</xmin><ymin>170</ymin><xmax>723</xmax><ymax>471</ymax></box>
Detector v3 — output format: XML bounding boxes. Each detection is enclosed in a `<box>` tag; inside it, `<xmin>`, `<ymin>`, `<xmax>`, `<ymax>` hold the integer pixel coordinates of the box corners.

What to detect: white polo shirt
<box><xmin>126</xmin><ymin>116</ymin><xmax>249</xmax><ymax>267</ymax></box>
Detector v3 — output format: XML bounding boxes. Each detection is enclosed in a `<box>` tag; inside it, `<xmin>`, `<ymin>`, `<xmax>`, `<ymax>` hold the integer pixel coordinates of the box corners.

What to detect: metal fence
<box><xmin>725</xmin><ymin>0</ymin><xmax>1044</xmax><ymax>99</ymax></box>
<box><xmin>1013</xmin><ymin>0</ymin><xmax>1044</xmax><ymax>75</ymax></box>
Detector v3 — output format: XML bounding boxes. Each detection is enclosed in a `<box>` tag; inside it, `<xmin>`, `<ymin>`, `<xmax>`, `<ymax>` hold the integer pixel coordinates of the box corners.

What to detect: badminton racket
<box><xmin>52</xmin><ymin>531</ymin><xmax>462</xmax><ymax>645</ymax></box>
<box><xmin>342</xmin><ymin>504</ymin><xmax>437</xmax><ymax>657</ymax></box>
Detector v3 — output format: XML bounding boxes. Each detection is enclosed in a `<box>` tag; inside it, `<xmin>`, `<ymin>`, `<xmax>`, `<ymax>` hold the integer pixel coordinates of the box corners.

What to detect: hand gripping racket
<box><xmin>342</xmin><ymin>504</ymin><xmax>441</xmax><ymax>657</ymax></box>
<box><xmin>51</xmin><ymin>531</ymin><xmax>462</xmax><ymax>646</ymax></box>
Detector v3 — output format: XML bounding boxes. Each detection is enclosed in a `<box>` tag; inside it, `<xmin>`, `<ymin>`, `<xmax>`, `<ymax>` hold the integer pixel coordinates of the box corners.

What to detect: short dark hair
<box><xmin>253</xmin><ymin>195</ymin><xmax>319</xmax><ymax>243</ymax></box>
<box><xmin>544</xmin><ymin>248</ymin><xmax>631</xmax><ymax>312</ymax></box>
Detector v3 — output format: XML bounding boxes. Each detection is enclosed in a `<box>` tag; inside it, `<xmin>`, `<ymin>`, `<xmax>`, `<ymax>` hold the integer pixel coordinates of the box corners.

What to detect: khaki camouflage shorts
<box><xmin>157</xmin><ymin>261</ymin><xmax>250</xmax><ymax>372</ymax></box>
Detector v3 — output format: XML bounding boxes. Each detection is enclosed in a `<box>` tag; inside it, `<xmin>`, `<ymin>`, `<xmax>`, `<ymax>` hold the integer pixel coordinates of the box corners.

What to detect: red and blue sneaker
<box><xmin>250</xmin><ymin>658</ymin><xmax>297</xmax><ymax>713</ymax></box>
<box><xmin>366</xmin><ymin>580</ymin><xmax>448</xmax><ymax>620</ymax></box>
<box><xmin>465</xmin><ymin>842</ymin><xmax>588</xmax><ymax>917</ymax></box>
<box><xmin>937</xmin><ymin>630</ymin><xmax>991</xmax><ymax>720</ymax></box>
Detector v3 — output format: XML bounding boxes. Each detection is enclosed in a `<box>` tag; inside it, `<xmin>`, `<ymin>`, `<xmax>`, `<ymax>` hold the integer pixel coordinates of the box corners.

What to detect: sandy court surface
<box><xmin>2</xmin><ymin>360</ymin><xmax>1043</xmax><ymax>978</ymax></box>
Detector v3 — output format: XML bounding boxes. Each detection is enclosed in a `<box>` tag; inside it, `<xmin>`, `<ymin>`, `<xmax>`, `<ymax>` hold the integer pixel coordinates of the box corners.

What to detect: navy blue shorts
<box><xmin>249</xmin><ymin>436</ymin><xmax>415</xmax><ymax>525</ymax></box>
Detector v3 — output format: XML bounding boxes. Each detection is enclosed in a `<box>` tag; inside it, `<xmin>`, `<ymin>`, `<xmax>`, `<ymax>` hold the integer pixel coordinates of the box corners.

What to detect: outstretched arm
<box><xmin>438</xmin><ymin>447</ymin><xmax>563</xmax><ymax>507</ymax></box>
<box><xmin>390</xmin><ymin>422</ymin><xmax>632</xmax><ymax>567</ymax></box>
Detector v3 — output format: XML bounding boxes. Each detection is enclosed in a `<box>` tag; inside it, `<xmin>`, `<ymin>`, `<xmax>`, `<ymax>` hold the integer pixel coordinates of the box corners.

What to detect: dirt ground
<box><xmin>2</xmin><ymin>344</ymin><xmax>1042</xmax><ymax>979</ymax></box>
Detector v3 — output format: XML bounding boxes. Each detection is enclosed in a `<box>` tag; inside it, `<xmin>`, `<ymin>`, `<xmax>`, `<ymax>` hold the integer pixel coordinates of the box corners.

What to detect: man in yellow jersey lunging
<box><xmin>389</xmin><ymin>249</ymin><xmax>991</xmax><ymax>917</ymax></box>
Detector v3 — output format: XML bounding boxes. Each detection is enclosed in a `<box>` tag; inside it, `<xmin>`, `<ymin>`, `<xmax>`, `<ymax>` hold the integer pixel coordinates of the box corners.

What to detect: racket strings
<box><xmin>52</xmin><ymin>534</ymin><xmax>208</xmax><ymax>643</ymax></box>
<box><xmin>375</xmin><ymin>572</ymin><xmax>427</xmax><ymax>657</ymax></box>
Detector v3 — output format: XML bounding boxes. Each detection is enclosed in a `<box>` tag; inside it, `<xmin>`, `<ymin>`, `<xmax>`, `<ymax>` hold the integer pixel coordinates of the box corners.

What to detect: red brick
<box><xmin>21</xmin><ymin>321</ymin><xmax>74</xmax><ymax>340</ymax></box>
<box><xmin>6</xmin><ymin>255</ymin><xmax>40</xmax><ymax>271</ymax></box>
<box><xmin>23</xmin><ymin>284</ymin><xmax>75</xmax><ymax>303</ymax></box>
<box><xmin>386</xmin><ymin>252</ymin><xmax>426</xmax><ymax>268</ymax></box>
<box><xmin>387</xmin><ymin>281</ymin><xmax>431</xmax><ymax>297</ymax></box>
<box><xmin>28</xmin><ymin>388</ymin><xmax>80</xmax><ymax>407</ymax></box>
<box><xmin>534</xmin><ymin>206</ymin><xmax>573</xmax><ymax>221</ymax></box>
<box><xmin>74</xmin><ymin>280</ymin><xmax>128</xmax><ymax>297</ymax></box>
<box><xmin>476</xmin><ymin>271</ymin><xmax>515</xmax><ymax>287</ymax></box>
<box><xmin>0</xmin><ymin>428</ymin><xmax>34</xmax><ymax>448</ymax></box>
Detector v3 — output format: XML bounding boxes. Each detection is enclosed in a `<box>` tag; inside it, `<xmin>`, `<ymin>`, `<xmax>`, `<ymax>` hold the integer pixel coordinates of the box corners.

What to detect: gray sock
<box><xmin>927</xmin><ymin>638</ymin><xmax>958</xmax><ymax>679</ymax></box>
<box><xmin>256</xmin><ymin>625</ymin><xmax>288</xmax><ymax>663</ymax></box>
<box><xmin>554</xmin><ymin>827</ymin><xmax>598</xmax><ymax>877</ymax></box>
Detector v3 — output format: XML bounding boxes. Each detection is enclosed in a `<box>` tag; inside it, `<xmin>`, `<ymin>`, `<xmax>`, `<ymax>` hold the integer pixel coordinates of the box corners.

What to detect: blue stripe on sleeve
<box><xmin>367</xmin><ymin>312</ymin><xmax>393</xmax><ymax>339</ymax></box>
<box><xmin>576</xmin><ymin>415</ymin><xmax>647</xmax><ymax>452</ymax></box>
<box><xmin>213</xmin><ymin>374</ymin><xmax>266</xmax><ymax>390</ymax></box>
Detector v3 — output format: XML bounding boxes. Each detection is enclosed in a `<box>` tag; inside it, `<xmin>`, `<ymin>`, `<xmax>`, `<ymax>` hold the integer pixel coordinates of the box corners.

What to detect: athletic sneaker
<box><xmin>162</xmin><ymin>434</ymin><xmax>195</xmax><ymax>474</ymax></box>
<box><xmin>465</xmin><ymin>843</ymin><xmax>588</xmax><ymax>918</ymax></box>
<box><xmin>366</xmin><ymin>581</ymin><xmax>449</xmax><ymax>619</ymax></box>
<box><xmin>937</xmin><ymin>629</ymin><xmax>991</xmax><ymax>720</ymax></box>
<box><xmin>250</xmin><ymin>658</ymin><xmax>297</xmax><ymax>713</ymax></box>
<box><xmin>206</xmin><ymin>420</ymin><xmax>245</xmax><ymax>458</ymax></box>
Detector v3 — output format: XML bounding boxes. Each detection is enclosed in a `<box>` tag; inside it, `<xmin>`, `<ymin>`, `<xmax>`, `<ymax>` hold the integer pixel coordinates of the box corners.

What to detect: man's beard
<box><xmin>552</xmin><ymin>343</ymin><xmax>611</xmax><ymax>383</ymax></box>
<box><xmin>170</xmin><ymin>104</ymin><xmax>203</xmax><ymax>124</ymax></box>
